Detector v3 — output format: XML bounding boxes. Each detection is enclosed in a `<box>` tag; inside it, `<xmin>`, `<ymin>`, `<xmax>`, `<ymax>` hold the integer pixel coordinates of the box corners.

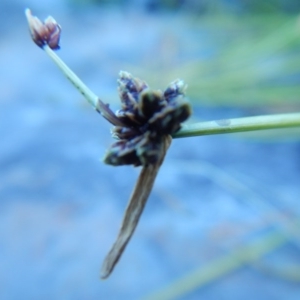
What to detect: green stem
<box><xmin>44</xmin><ymin>46</ymin><xmax>126</xmax><ymax>126</ymax></box>
<box><xmin>44</xmin><ymin>45</ymin><xmax>98</xmax><ymax>108</ymax></box>
<box><xmin>43</xmin><ymin>46</ymin><xmax>300</xmax><ymax>138</ymax></box>
<box><xmin>173</xmin><ymin>113</ymin><xmax>300</xmax><ymax>138</ymax></box>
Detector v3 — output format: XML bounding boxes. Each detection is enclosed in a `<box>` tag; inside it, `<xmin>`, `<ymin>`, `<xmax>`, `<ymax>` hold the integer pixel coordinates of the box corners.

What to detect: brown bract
<box><xmin>100</xmin><ymin>73</ymin><xmax>191</xmax><ymax>278</ymax></box>
<box><xmin>25</xmin><ymin>9</ymin><xmax>61</xmax><ymax>50</ymax></box>
<box><xmin>102</xmin><ymin>71</ymin><xmax>192</xmax><ymax>166</ymax></box>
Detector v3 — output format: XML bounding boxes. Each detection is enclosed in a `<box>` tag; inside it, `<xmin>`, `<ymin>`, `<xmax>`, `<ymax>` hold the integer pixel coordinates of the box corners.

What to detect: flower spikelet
<box><xmin>103</xmin><ymin>72</ymin><xmax>192</xmax><ymax>166</ymax></box>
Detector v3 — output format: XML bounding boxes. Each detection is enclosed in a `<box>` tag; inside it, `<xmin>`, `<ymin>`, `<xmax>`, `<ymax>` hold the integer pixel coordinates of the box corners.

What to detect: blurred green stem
<box><xmin>174</xmin><ymin>113</ymin><xmax>300</xmax><ymax>138</ymax></box>
<box><xmin>44</xmin><ymin>45</ymin><xmax>300</xmax><ymax>138</ymax></box>
<box><xmin>143</xmin><ymin>220</ymin><xmax>300</xmax><ymax>300</ymax></box>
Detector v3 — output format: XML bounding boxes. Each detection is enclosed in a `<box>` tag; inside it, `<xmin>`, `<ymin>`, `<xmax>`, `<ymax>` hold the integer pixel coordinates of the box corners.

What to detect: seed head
<box><xmin>103</xmin><ymin>72</ymin><xmax>192</xmax><ymax>167</ymax></box>
<box><xmin>25</xmin><ymin>9</ymin><xmax>61</xmax><ymax>50</ymax></box>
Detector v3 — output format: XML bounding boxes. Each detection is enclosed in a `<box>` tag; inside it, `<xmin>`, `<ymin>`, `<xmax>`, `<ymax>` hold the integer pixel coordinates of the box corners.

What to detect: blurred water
<box><xmin>0</xmin><ymin>1</ymin><xmax>300</xmax><ymax>299</ymax></box>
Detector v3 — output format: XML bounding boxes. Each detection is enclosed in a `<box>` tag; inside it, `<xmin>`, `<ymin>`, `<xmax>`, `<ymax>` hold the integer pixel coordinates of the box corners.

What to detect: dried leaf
<box><xmin>101</xmin><ymin>135</ymin><xmax>172</xmax><ymax>279</ymax></box>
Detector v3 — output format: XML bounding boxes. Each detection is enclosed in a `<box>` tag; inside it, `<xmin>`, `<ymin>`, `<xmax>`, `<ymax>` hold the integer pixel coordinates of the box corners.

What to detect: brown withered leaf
<box><xmin>101</xmin><ymin>135</ymin><xmax>172</xmax><ymax>279</ymax></box>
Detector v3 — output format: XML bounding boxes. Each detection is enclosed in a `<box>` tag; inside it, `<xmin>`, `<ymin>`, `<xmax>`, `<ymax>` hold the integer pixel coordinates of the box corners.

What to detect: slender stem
<box><xmin>43</xmin><ymin>46</ymin><xmax>300</xmax><ymax>139</ymax></box>
<box><xmin>44</xmin><ymin>45</ymin><xmax>98</xmax><ymax>108</ymax></box>
<box><xmin>173</xmin><ymin>113</ymin><xmax>300</xmax><ymax>138</ymax></box>
<box><xmin>44</xmin><ymin>45</ymin><xmax>126</xmax><ymax>127</ymax></box>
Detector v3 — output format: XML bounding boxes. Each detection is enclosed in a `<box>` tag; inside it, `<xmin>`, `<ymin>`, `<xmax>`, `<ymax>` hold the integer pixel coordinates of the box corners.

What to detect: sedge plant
<box><xmin>25</xmin><ymin>9</ymin><xmax>300</xmax><ymax>279</ymax></box>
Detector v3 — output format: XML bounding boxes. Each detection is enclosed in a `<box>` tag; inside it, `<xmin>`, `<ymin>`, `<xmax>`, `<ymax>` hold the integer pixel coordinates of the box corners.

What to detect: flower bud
<box><xmin>164</xmin><ymin>79</ymin><xmax>187</xmax><ymax>102</ymax></box>
<box><xmin>25</xmin><ymin>9</ymin><xmax>61</xmax><ymax>50</ymax></box>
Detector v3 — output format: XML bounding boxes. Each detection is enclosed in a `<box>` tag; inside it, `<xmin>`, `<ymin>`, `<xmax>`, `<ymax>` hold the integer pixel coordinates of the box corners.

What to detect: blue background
<box><xmin>1</xmin><ymin>1</ymin><xmax>300</xmax><ymax>299</ymax></box>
